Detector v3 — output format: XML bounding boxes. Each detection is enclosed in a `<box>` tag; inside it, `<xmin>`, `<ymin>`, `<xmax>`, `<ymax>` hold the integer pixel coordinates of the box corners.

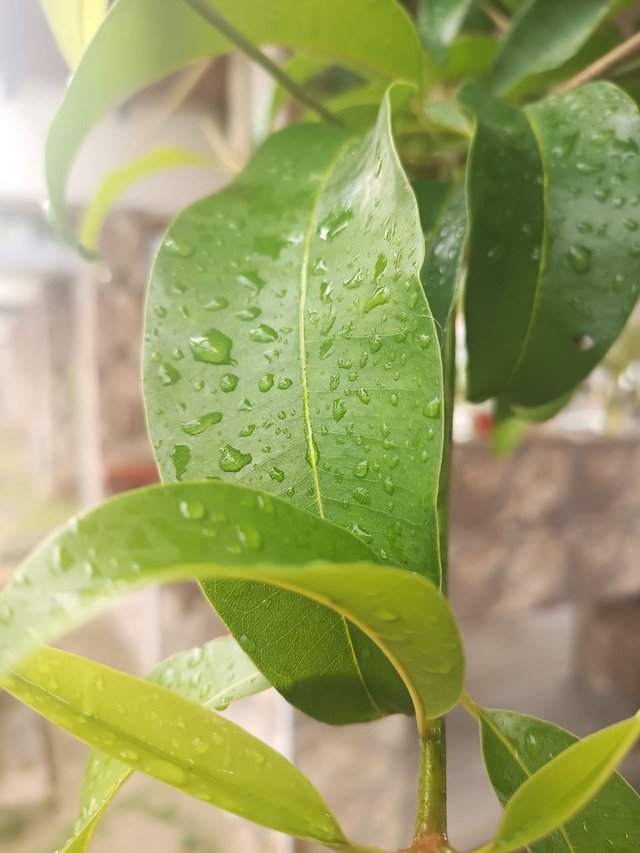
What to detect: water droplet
<box><xmin>375</xmin><ymin>608</ymin><xmax>399</xmax><ymax>622</ymax></box>
<box><xmin>179</xmin><ymin>499</ymin><xmax>206</xmax><ymax>520</ymax></box>
<box><xmin>354</xmin><ymin>460</ymin><xmax>369</xmax><ymax>478</ymax></box>
<box><xmin>236</xmin><ymin>306</ymin><xmax>261</xmax><ymax>321</ymax></box>
<box><xmin>624</xmin><ymin>218</ymin><xmax>638</xmax><ymax>232</ymax></box>
<box><xmin>259</xmin><ymin>373</ymin><xmax>274</xmax><ymax>393</ymax></box>
<box><xmin>220</xmin><ymin>374</ymin><xmax>239</xmax><ymax>393</ymax></box>
<box><xmin>424</xmin><ymin>397</ymin><xmax>441</xmax><ymax>418</ymax></box>
<box><xmin>204</xmin><ymin>296</ymin><xmax>229</xmax><ymax>312</ymax></box>
<box><xmin>192</xmin><ymin>738</ymin><xmax>210</xmax><ymax>755</ymax></box>
<box><xmin>158</xmin><ymin>363</ymin><xmax>181</xmax><ymax>385</ymax></box>
<box><xmin>146</xmin><ymin>759</ymin><xmax>189</xmax><ymax>787</ymax></box>
<box><xmin>236</xmin><ymin>524</ymin><xmax>262</xmax><ymax>551</ymax></box>
<box><xmin>349</xmin><ymin>522</ymin><xmax>373</xmax><ymax>544</ymax></box>
<box><xmin>418</xmin><ymin>334</ymin><xmax>432</xmax><ymax>349</ymax></box>
<box><xmin>364</xmin><ymin>285</ymin><xmax>390</xmax><ymax>314</ymax></box>
<box><xmin>318</xmin><ymin>208</ymin><xmax>353</xmax><ymax>241</ymax></box>
<box><xmin>190</xmin><ymin>329</ymin><xmax>235</xmax><ymax>365</ymax></box>
<box><xmin>181</xmin><ymin>412</ymin><xmax>223</xmax><ymax>436</ymax></box>
<box><xmin>269</xmin><ymin>467</ymin><xmax>285</xmax><ymax>483</ymax></box>
<box><xmin>575</xmin><ymin>334</ymin><xmax>595</xmax><ymax>351</ymax></box>
<box><xmin>170</xmin><ymin>444</ymin><xmax>191</xmax><ymax>481</ymax></box>
<box><xmin>250</xmin><ymin>324</ymin><xmax>278</xmax><ymax>343</ymax></box>
<box><xmin>390</xmin><ymin>393</ymin><xmax>399</xmax><ymax>407</ymax></box>
<box><xmin>352</xmin><ymin>487</ymin><xmax>371</xmax><ymax>506</ymax></box>
<box><xmin>164</xmin><ymin>236</ymin><xmax>194</xmax><ymax>258</ymax></box>
<box><xmin>568</xmin><ymin>245</ymin><xmax>592</xmax><ymax>274</ymax></box>
<box><xmin>332</xmin><ymin>399</ymin><xmax>347</xmax><ymax>422</ymax></box>
<box><xmin>239</xmin><ymin>424</ymin><xmax>255</xmax><ymax>437</ymax></box>
<box><xmin>219</xmin><ymin>445</ymin><xmax>252</xmax><ymax>473</ymax></box>
<box><xmin>356</xmin><ymin>388</ymin><xmax>370</xmax><ymax>405</ymax></box>
<box><xmin>278</xmin><ymin>378</ymin><xmax>293</xmax><ymax>390</ymax></box>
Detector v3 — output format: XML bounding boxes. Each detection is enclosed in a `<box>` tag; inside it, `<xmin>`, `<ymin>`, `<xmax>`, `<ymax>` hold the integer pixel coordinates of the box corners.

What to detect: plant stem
<box><xmin>555</xmin><ymin>29</ymin><xmax>640</xmax><ymax>93</ymax></box>
<box><xmin>181</xmin><ymin>0</ymin><xmax>343</xmax><ymax>126</ymax></box>
<box><xmin>481</xmin><ymin>3</ymin><xmax>510</xmax><ymax>34</ymax></box>
<box><xmin>413</xmin><ymin>316</ymin><xmax>458</xmax><ymax>851</ymax></box>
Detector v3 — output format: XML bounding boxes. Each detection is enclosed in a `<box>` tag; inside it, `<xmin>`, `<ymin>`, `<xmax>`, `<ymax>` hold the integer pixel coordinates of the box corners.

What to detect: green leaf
<box><xmin>39</xmin><ymin>0</ymin><xmax>107</xmax><ymax>68</ymax></box>
<box><xmin>492</xmin><ymin>0</ymin><xmax>612</xmax><ymax>96</ymax></box>
<box><xmin>45</xmin><ymin>0</ymin><xmax>424</xmax><ymax>243</ymax></box>
<box><xmin>0</xmin><ymin>482</ymin><xmax>465</xmax><ymax>729</ymax></box>
<box><xmin>419</xmin><ymin>185</ymin><xmax>466</xmax><ymax>347</ymax></box>
<box><xmin>144</xmin><ymin>98</ymin><xmax>444</xmax><ymax>575</ymax></box>
<box><xmin>79</xmin><ymin>147</ymin><xmax>211</xmax><ymax>252</ymax></box>
<box><xmin>4</xmin><ymin>647</ymin><xmax>346</xmax><ymax>845</ymax></box>
<box><xmin>462</xmin><ymin>81</ymin><xmax>640</xmax><ymax>407</ymax></box>
<box><xmin>443</xmin><ymin>34</ymin><xmax>499</xmax><ymax>81</ymax></box>
<box><xmin>59</xmin><ymin>636</ymin><xmax>269</xmax><ymax>852</ymax></box>
<box><xmin>417</xmin><ymin>0</ymin><xmax>475</xmax><ymax>65</ymax></box>
<box><xmin>479</xmin><ymin>708</ymin><xmax>640</xmax><ymax>852</ymax></box>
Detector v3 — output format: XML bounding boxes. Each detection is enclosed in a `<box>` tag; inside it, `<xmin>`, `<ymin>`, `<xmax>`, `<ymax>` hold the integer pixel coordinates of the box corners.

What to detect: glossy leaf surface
<box><xmin>492</xmin><ymin>0</ymin><xmax>612</xmax><ymax>96</ymax></box>
<box><xmin>480</xmin><ymin>709</ymin><xmax>640</xmax><ymax>852</ymax></box>
<box><xmin>417</xmin><ymin>0</ymin><xmax>475</xmax><ymax>64</ymax></box>
<box><xmin>0</xmin><ymin>482</ymin><xmax>464</xmax><ymax>728</ymax></box>
<box><xmin>463</xmin><ymin>82</ymin><xmax>640</xmax><ymax>407</ymax></box>
<box><xmin>5</xmin><ymin>647</ymin><xmax>345</xmax><ymax>845</ymax></box>
<box><xmin>40</xmin><ymin>0</ymin><xmax>107</xmax><ymax>68</ymax></box>
<box><xmin>46</xmin><ymin>0</ymin><xmax>423</xmax><ymax>242</ymax></box>
<box><xmin>79</xmin><ymin>147</ymin><xmax>211</xmax><ymax>252</ymax></box>
<box><xmin>60</xmin><ymin>636</ymin><xmax>269</xmax><ymax>852</ymax></box>
<box><xmin>144</xmin><ymin>96</ymin><xmax>445</xmax><ymax>582</ymax></box>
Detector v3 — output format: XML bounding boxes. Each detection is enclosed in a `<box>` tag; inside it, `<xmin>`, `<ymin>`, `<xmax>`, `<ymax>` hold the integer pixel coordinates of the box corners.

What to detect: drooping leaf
<box><xmin>417</xmin><ymin>0</ymin><xmax>475</xmax><ymax>65</ymax></box>
<box><xmin>492</xmin><ymin>0</ymin><xmax>612</xmax><ymax>96</ymax></box>
<box><xmin>0</xmin><ymin>482</ymin><xmax>464</xmax><ymax>728</ymax></box>
<box><xmin>45</xmin><ymin>0</ymin><xmax>424</xmax><ymax>243</ymax></box>
<box><xmin>419</xmin><ymin>184</ymin><xmax>467</xmax><ymax>347</ymax></box>
<box><xmin>79</xmin><ymin>147</ymin><xmax>212</xmax><ymax>252</ymax></box>
<box><xmin>59</xmin><ymin>636</ymin><xmax>269</xmax><ymax>853</ymax></box>
<box><xmin>4</xmin><ymin>647</ymin><xmax>345</xmax><ymax>846</ymax></box>
<box><xmin>39</xmin><ymin>0</ymin><xmax>107</xmax><ymax>68</ymax></box>
<box><xmin>479</xmin><ymin>708</ymin><xmax>640</xmax><ymax>852</ymax></box>
<box><xmin>462</xmin><ymin>81</ymin><xmax>640</xmax><ymax>407</ymax></box>
<box><xmin>144</xmin><ymin>97</ymin><xmax>445</xmax><ymax>579</ymax></box>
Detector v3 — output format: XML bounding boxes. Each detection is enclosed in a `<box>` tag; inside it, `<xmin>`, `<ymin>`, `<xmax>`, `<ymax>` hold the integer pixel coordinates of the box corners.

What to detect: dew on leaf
<box><xmin>190</xmin><ymin>329</ymin><xmax>235</xmax><ymax>365</ymax></box>
<box><xmin>424</xmin><ymin>397</ymin><xmax>442</xmax><ymax>418</ymax></box>
<box><xmin>250</xmin><ymin>324</ymin><xmax>278</xmax><ymax>343</ymax></box>
<box><xmin>332</xmin><ymin>399</ymin><xmax>347</xmax><ymax>422</ymax></box>
<box><xmin>204</xmin><ymin>296</ymin><xmax>229</xmax><ymax>312</ymax></box>
<box><xmin>179</xmin><ymin>499</ymin><xmax>206</xmax><ymax>520</ymax></box>
<box><xmin>354</xmin><ymin>460</ymin><xmax>369</xmax><ymax>478</ymax></box>
<box><xmin>163</xmin><ymin>236</ymin><xmax>194</xmax><ymax>258</ymax></box>
<box><xmin>169</xmin><ymin>444</ymin><xmax>191</xmax><ymax>481</ymax></box>
<box><xmin>220</xmin><ymin>374</ymin><xmax>239</xmax><ymax>393</ymax></box>
<box><xmin>258</xmin><ymin>374</ymin><xmax>274</xmax><ymax>392</ymax></box>
<box><xmin>158</xmin><ymin>363</ymin><xmax>181</xmax><ymax>385</ymax></box>
<box><xmin>236</xmin><ymin>306</ymin><xmax>261</xmax><ymax>321</ymax></box>
<box><xmin>269</xmin><ymin>467</ymin><xmax>285</xmax><ymax>483</ymax></box>
<box><xmin>181</xmin><ymin>412</ymin><xmax>223</xmax><ymax>435</ymax></box>
<box><xmin>219</xmin><ymin>445</ymin><xmax>252</xmax><ymax>473</ymax></box>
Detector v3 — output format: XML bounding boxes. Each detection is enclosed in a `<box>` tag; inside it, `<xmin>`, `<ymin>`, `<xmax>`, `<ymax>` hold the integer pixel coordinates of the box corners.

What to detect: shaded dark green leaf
<box><xmin>417</xmin><ymin>0</ymin><xmax>475</xmax><ymax>65</ymax></box>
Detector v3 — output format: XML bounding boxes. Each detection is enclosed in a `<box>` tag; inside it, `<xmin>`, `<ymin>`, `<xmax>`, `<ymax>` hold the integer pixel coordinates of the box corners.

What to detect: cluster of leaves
<box><xmin>2</xmin><ymin>1</ymin><xmax>640</xmax><ymax>851</ymax></box>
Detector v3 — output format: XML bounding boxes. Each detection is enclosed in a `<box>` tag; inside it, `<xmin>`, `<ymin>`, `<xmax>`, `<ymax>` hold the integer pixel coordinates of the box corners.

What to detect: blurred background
<box><xmin>0</xmin><ymin>1</ymin><xmax>639</xmax><ymax>852</ymax></box>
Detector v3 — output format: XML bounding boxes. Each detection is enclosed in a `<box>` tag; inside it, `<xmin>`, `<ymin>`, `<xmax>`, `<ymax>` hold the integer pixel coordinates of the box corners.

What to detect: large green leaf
<box><xmin>4</xmin><ymin>647</ymin><xmax>345</xmax><ymax>846</ymax></box>
<box><xmin>59</xmin><ymin>636</ymin><xmax>269</xmax><ymax>853</ymax></box>
<box><xmin>40</xmin><ymin>0</ymin><xmax>107</xmax><ymax>68</ymax></box>
<box><xmin>462</xmin><ymin>81</ymin><xmax>640</xmax><ymax>407</ymax></box>
<box><xmin>144</xmin><ymin>97</ymin><xmax>445</xmax><ymax>580</ymax></box>
<box><xmin>479</xmin><ymin>708</ymin><xmax>640</xmax><ymax>853</ymax></box>
<box><xmin>492</xmin><ymin>0</ymin><xmax>612</xmax><ymax>96</ymax></box>
<box><xmin>480</xmin><ymin>709</ymin><xmax>640</xmax><ymax>852</ymax></box>
<box><xmin>417</xmin><ymin>0</ymin><xmax>475</xmax><ymax>65</ymax></box>
<box><xmin>45</xmin><ymin>0</ymin><xmax>424</xmax><ymax>243</ymax></box>
<box><xmin>0</xmin><ymin>482</ymin><xmax>464</xmax><ymax>729</ymax></box>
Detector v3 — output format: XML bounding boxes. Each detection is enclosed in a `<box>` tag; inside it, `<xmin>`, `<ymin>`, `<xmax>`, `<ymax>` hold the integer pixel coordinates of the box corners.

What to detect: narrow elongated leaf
<box><xmin>419</xmin><ymin>185</ymin><xmax>466</xmax><ymax>346</ymax></box>
<box><xmin>79</xmin><ymin>147</ymin><xmax>212</xmax><ymax>252</ymax></box>
<box><xmin>481</xmin><ymin>709</ymin><xmax>640</xmax><ymax>852</ymax></box>
<box><xmin>4</xmin><ymin>647</ymin><xmax>345</xmax><ymax>845</ymax></box>
<box><xmin>46</xmin><ymin>0</ymin><xmax>423</xmax><ymax>242</ymax></box>
<box><xmin>479</xmin><ymin>708</ymin><xmax>640</xmax><ymax>853</ymax></box>
<box><xmin>60</xmin><ymin>636</ymin><xmax>268</xmax><ymax>853</ymax></box>
<box><xmin>417</xmin><ymin>0</ymin><xmax>475</xmax><ymax>65</ymax></box>
<box><xmin>0</xmin><ymin>482</ymin><xmax>464</xmax><ymax>728</ymax></box>
<box><xmin>144</xmin><ymin>99</ymin><xmax>444</xmax><ymax>579</ymax></box>
<box><xmin>40</xmin><ymin>0</ymin><xmax>107</xmax><ymax>68</ymax></box>
<box><xmin>462</xmin><ymin>81</ymin><xmax>640</xmax><ymax>407</ymax></box>
<box><xmin>492</xmin><ymin>0</ymin><xmax>612</xmax><ymax>95</ymax></box>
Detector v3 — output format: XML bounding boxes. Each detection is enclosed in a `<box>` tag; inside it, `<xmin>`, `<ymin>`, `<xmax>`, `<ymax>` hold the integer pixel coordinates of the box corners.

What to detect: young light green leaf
<box><xmin>4</xmin><ymin>647</ymin><xmax>346</xmax><ymax>846</ymax></box>
<box><xmin>462</xmin><ymin>81</ymin><xmax>640</xmax><ymax>407</ymax></box>
<box><xmin>144</xmin><ymin>94</ymin><xmax>444</xmax><ymax>584</ymax></box>
<box><xmin>0</xmin><ymin>482</ymin><xmax>464</xmax><ymax>729</ymax></box>
<box><xmin>39</xmin><ymin>0</ymin><xmax>107</xmax><ymax>68</ymax></box>
<box><xmin>59</xmin><ymin>636</ymin><xmax>269</xmax><ymax>853</ymax></box>
<box><xmin>492</xmin><ymin>0</ymin><xmax>612</xmax><ymax>96</ymax></box>
<box><xmin>417</xmin><ymin>0</ymin><xmax>475</xmax><ymax>65</ymax></box>
<box><xmin>79</xmin><ymin>147</ymin><xmax>212</xmax><ymax>252</ymax></box>
<box><xmin>45</xmin><ymin>0</ymin><xmax>424</xmax><ymax>243</ymax></box>
<box><xmin>480</xmin><ymin>709</ymin><xmax>640</xmax><ymax>852</ymax></box>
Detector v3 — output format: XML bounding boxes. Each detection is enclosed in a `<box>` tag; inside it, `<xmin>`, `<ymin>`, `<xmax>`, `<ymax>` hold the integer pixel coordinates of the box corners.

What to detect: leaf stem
<box><xmin>181</xmin><ymin>0</ymin><xmax>344</xmax><ymax>126</ymax></box>
<box><xmin>414</xmin><ymin>721</ymin><xmax>449</xmax><ymax>847</ymax></box>
<box><xmin>481</xmin><ymin>3</ymin><xmax>510</xmax><ymax>34</ymax></box>
<box><xmin>459</xmin><ymin>690</ymin><xmax>481</xmax><ymax>720</ymax></box>
<box><xmin>555</xmin><ymin>29</ymin><xmax>640</xmax><ymax>93</ymax></box>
